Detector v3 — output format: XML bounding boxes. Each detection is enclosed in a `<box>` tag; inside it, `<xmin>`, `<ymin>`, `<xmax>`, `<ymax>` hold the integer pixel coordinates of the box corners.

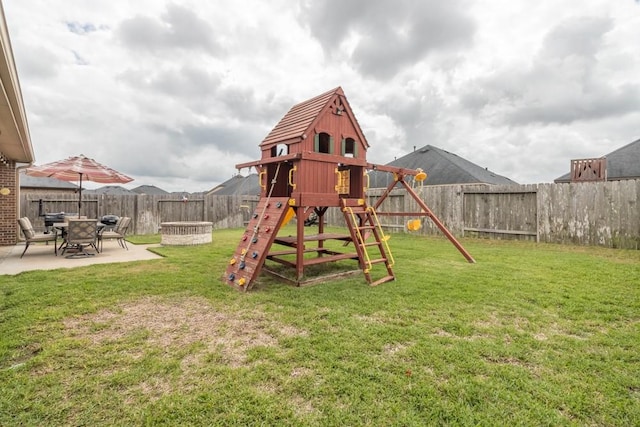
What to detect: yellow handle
<box><xmin>363</xmin><ymin>171</ymin><xmax>370</xmax><ymax>192</ymax></box>
<box><xmin>259</xmin><ymin>171</ymin><xmax>266</xmax><ymax>189</ymax></box>
<box><xmin>288</xmin><ymin>166</ymin><xmax>297</xmax><ymax>190</ymax></box>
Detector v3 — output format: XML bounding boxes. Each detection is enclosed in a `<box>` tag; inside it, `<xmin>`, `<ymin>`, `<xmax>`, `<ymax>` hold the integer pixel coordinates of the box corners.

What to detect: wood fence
<box><xmin>20</xmin><ymin>194</ymin><xmax>259</xmax><ymax>236</ymax></box>
<box><xmin>325</xmin><ymin>180</ymin><xmax>640</xmax><ymax>249</ymax></box>
<box><xmin>20</xmin><ymin>179</ymin><xmax>640</xmax><ymax>249</ymax></box>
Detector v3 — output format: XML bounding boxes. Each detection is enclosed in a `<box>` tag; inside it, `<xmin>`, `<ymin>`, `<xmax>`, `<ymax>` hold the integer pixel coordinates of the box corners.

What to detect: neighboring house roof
<box><xmin>260</xmin><ymin>86</ymin><xmax>369</xmax><ymax>149</ymax></box>
<box><xmin>555</xmin><ymin>138</ymin><xmax>640</xmax><ymax>183</ymax></box>
<box><xmin>368</xmin><ymin>144</ymin><xmax>517</xmax><ymax>188</ymax></box>
<box><xmin>131</xmin><ymin>184</ymin><xmax>169</xmax><ymax>195</ymax></box>
<box><xmin>208</xmin><ymin>174</ymin><xmax>261</xmax><ymax>196</ymax></box>
<box><xmin>85</xmin><ymin>185</ymin><xmax>136</xmax><ymax>195</ymax></box>
<box><xmin>19</xmin><ymin>172</ymin><xmax>78</xmax><ymax>190</ymax></box>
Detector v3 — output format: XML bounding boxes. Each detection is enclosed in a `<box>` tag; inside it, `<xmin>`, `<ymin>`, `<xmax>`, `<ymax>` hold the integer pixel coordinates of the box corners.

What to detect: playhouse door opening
<box><xmin>337</xmin><ymin>165</ymin><xmax>364</xmax><ymax>199</ymax></box>
<box><xmin>267</xmin><ymin>162</ymin><xmax>293</xmax><ymax>197</ymax></box>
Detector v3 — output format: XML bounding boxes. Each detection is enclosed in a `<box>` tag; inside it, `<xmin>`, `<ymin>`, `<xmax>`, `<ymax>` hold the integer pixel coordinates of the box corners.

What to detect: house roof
<box><xmin>208</xmin><ymin>174</ymin><xmax>261</xmax><ymax>196</ymax></box>
<box><xmin>131</xmin><ymin>184</ymin><xmax>169</xmax><ymax>195</ymax></box>
<box><xmin>555</xmin><ymin>138</ymin><xmax>640</xmax><ymax>183</ymax></box>
<box><xmin>19</xmin><ymin>172</ymin><xmax>78</xmax><ymax>190</ymax></box>
<box><xmin>0</xmin><ymin>4</ymin><xmax>33</xmax><ymax>163</ymax></box>
<box><xmin>85</xmin><ymin>185</ymin><xmax>136</xmax><ymax>195</ymax></box>
<box><xmin>260</xmin><ymin>87</ymin><xmax>369</xmax><ymax>149</ymax></box>
<box><xmin>368</xmin><ymin>144</ymin><xmax>517</xmax><ymax>188</ymax></box>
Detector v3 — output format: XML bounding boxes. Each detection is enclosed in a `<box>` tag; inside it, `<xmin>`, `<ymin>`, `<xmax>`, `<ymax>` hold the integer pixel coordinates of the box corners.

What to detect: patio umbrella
<box><xmin>25</xmin><ymin>154</ymin><xmax>133</xmax><ymax>217</ymax></box>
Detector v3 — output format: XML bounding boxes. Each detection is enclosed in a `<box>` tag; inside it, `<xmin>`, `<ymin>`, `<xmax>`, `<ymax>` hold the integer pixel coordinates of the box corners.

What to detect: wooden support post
<box><xmin>372</xmin><ymin>177</ymin><xmax>400</xmax><ymax>211</ymax></box>
<box><xmin>296</xmin><ymin>206</ymin><xmax>305</xmax><ymax>281</ymax></box>
<box><xmin>316</xmin><ymin>207</ymin><xmax>328</xmax><ymax>253</ymax></box>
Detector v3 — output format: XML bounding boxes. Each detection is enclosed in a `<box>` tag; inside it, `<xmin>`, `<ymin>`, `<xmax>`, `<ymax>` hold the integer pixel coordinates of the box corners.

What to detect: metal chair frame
<box><xmin>98</xmin><ymin>216</ymin><xmax>131</xmax><ymax>252</ymax></box>
<box><xmin>61</xmin><ymin>219</ymin><xmax>99</xmax><ymax>258</ymax></box>
<box><xmin>17</xmin><ymin>217</ymin><xmax>58</xmax><ymax>258</ymax></box>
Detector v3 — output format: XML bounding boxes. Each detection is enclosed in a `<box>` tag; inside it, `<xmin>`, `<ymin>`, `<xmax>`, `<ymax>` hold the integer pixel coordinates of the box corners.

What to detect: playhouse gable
<box><xmin>260</xmin><ymin>87</ymin><xmax>369</xmax><ymax>159</ymax></box>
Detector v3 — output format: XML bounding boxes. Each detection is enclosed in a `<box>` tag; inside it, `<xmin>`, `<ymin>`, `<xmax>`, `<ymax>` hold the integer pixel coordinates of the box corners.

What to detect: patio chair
<box><xmin>61</xmin><ymin>219</ymin><xmax>99</xmax><ymax>257</ymax></box>
<box><xmin>98</xmin><ymin>216</ymin><xmax>131</xmax><ymax>252</ymax></box>
<box><xmin>17</xmin><ymin>217</ymin><xmax>58</xmax><ymax>258</ymax></box>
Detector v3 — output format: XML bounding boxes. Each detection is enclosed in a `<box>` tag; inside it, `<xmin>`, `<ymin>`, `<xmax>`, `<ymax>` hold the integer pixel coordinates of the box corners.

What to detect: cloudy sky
<box><xmin>4</xmin><ymin>0</ymin><xmax>640</xmax><ymax>192</ymax></box>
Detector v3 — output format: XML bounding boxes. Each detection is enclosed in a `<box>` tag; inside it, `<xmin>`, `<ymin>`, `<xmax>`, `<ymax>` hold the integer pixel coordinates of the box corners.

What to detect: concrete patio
<box><xmin>0</xmin><ymin>240</ymin><xmax>163</xmax><ymax>275</ymax></box>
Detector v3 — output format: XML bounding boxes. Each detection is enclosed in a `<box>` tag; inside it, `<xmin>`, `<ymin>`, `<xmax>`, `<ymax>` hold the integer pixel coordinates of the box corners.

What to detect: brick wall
<box><xmin>0</xmin><ymin>161</ymin><xmax>18</xmax><ymax>245</ymax></box>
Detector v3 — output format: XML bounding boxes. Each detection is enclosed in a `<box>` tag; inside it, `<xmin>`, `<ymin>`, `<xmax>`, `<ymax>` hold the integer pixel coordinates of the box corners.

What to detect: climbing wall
<box><xmin>224</xmin><ymin>197</ymin><xmax>291</xmax><ymax>291</ymax></box>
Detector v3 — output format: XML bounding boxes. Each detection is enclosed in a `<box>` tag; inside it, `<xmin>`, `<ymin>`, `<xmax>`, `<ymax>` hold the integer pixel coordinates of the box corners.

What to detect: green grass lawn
<box><xmin>1</xmin><ymin>228</ymin><xmax>639</xmax><ymax>426</ymax></box>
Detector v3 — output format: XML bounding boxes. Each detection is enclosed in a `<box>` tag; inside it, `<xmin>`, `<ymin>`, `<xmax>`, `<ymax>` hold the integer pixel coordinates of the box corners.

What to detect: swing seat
<box><xmin>407</xmin><ymin>219</ymin><xmax>422</xmax><ymax>231</ymax></box>
<box><xmin>415</xmin><ymin>169</ymin><xmax>427</xmax><ymax>182</ymax></box>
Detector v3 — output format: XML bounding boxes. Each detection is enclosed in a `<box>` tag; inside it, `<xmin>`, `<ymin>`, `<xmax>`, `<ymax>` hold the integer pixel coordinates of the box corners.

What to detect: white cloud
<box><xmin>4</xmin><ymin>0</ymin><xmax>640</xmax><ymax>191</ymax></box>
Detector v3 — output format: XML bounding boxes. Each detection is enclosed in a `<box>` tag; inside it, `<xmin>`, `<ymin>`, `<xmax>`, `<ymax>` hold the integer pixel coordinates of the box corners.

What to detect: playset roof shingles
<box><xmin>260</xmin><ymin>87</ymin><xmax>369</xmax><ymax>149</ymax></box>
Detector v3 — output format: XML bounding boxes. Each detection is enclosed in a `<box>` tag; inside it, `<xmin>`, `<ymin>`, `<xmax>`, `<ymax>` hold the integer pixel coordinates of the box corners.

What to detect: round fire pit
<box><xmin>160</xmin><ymin>221</ymin><xmax>213</xmax><ymax>246</ymax></box>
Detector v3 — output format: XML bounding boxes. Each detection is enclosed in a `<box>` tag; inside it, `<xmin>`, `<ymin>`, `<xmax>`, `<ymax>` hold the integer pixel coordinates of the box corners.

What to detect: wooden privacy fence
<box><xmin>20</xmin><ymin>180</ymin><xmax>640</xmax><ymax>249</ymax></box>
<box><xmin>20</xmin><ymin>194</ymin><xmax>259</xmax><ymax>236</ymax></box>
<box><xmin>325</xmin><ymin>180</ymin><xmax>640</xmax><ymax>249</ymax></box>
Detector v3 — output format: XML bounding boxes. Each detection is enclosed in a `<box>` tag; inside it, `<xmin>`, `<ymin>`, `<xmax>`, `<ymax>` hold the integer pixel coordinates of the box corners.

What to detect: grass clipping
<box><xmin>64</xmin><ymin>296</ymin><xmax>305</xmax><ymax>370</ymax></box>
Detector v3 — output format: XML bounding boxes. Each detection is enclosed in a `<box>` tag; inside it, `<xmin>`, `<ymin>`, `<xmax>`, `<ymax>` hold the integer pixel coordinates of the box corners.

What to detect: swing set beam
<box><xmin>368</xmin><ymin>168</ymin><xmax>476</xmax><ymax>264</ymax></box>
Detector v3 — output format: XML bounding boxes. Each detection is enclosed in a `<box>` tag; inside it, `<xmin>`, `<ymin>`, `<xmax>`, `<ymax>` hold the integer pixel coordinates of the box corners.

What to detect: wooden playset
<box><xmin>224</xmin><ymin>87</ymin><xmax>474</xmax><ymax>291</ymax></box>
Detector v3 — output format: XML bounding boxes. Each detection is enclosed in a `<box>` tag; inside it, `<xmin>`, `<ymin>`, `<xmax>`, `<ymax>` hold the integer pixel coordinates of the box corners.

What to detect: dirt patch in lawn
<box><xmin>63</xmin><ymin>296</ymin><xmax>306</xmax><ymax>369</ymax></box>
<box><xmin>59</xmin><ymin>296</ymin><xmax>312</xmax><ymax>405</ymax></box>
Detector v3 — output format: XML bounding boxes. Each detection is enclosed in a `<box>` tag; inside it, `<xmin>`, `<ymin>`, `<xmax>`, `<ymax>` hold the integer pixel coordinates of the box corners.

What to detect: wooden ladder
<box><xmin>341</xmin><ymin>201</ymin><xmax>396</xmax><ymax>286</ymax></box>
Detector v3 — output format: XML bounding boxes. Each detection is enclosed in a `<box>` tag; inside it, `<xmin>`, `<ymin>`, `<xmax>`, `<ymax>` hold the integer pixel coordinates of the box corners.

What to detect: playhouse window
<box><xmin>342</xmin><ymin>138</ymin><xmax>357</xmax><ymax>158</ymax></box>
<box><xmin>314</xmin><ymin>132</ymin><xmax>333</xmax><ymax>154</ymax></box>
<box><xmin>271</xmin><ymin>143</ymin><xmax>288</xmax><ymax>157</ymax></box>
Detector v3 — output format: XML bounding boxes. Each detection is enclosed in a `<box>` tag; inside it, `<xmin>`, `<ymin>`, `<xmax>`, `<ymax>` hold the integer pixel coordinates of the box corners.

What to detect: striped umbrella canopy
<box><xmin>26</xmin><ymin>154</ymin><xmax>133</xmax><ymax>217</ymax></box>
